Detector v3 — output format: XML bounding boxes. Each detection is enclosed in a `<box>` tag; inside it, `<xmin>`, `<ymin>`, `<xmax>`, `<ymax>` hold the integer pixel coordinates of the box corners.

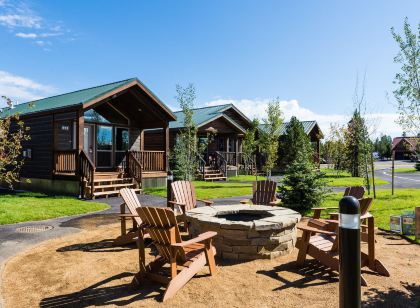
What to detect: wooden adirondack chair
<box><xmin>113</xmin><ymin>188</ymin><xmax>147</xmax><ymax>246</ymax></box>
<box><xmin>133</xmin><ymin>206</ymin><xmax>217</xmax><ymax>302</ymax></box>
<box><xmin>312</xmin><ymin>186</ymin><xmax>366</xmax><ymax>219</ymax></box>
<box><xmin>296</xmin><ymin>205</ymin><xmax>390</xmax><ymax>286</ymax></box>
<box><xmin>169</xmin><ymin>181</ymin><xmax>214</xmax><ymax>229</ymax></box>
<box><xmin>240</xmin><ymin>180</ymin><xmax>278</xmax><ymax>206</ymax></box>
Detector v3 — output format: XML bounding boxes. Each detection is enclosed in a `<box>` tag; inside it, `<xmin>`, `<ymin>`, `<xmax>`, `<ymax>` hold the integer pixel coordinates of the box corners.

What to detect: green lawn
<box><xmin>228</xmin><ymin>175</ymin><xmax>267</xmax><ymax>182</ymax></box>
<box><xmin>394</xmin><ymin>167</ymin><xmax>419</xmax><ymax>173</ymax></box>
<box><xmin>145</xmin><ymin>181</ymin><xmax>254</xmax><ymax>199</ymax></box>
<box><xmin>321</xmin><ymin>168</ymin><xmax>388</xmax><ymax>187</ymax></box>
<box><xmin>0</xmin><ymin>191</ymin><xmax>109</xmax><ymax>225</ymax></box>
<box><xmin>319</xmin><ymin>189</ymin><xmax>420</xmax><ymax>244</ymax></box>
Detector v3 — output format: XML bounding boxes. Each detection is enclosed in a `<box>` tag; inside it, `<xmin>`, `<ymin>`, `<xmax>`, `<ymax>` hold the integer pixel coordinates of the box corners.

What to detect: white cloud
<box><xmin>0</xmin><ymin>70</ymin><xmax>54</xmax><ymax>103</ymax></box>
<box><xmin>15</xmin><ymin>31</ymin><xmax>36</xmax><ymax>38</ymax></box>
<box><xmin>204</xmin><ymin>98</ymin><xmax>402</xmax><ymax>138</ymax></box>
<box><xmin>0</xmin><ymin>14</ymin><xmax>41</xmax><ymax>28</ymax></box>
<box><xmin>0</xmin><ymin>1</ymin><xmax>72</xmax><ymax>48</ymax></box>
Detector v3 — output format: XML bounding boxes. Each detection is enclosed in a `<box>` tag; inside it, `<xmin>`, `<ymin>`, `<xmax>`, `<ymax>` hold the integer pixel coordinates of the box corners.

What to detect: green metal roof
<box><xmin>0</xmin><ymin>77</ymin><xmax>176</xmax><ymax>119</ymax></box>
<box><xmin>169</xmin><ymin>103</ymin><xmax>250</xmax><ymax>130</ymax></box>
<box><xmin>259</xmin><ymin>120</ymin><xmax>322</xmax><ymax>136</ymax></box>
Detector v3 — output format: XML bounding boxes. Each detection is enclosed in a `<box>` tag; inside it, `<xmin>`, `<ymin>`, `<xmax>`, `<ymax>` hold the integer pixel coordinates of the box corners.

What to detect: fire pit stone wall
<box><xmin>186</xmin><ymin>205</ymin><xmax>301</xmax><ymax>260</ymax></box>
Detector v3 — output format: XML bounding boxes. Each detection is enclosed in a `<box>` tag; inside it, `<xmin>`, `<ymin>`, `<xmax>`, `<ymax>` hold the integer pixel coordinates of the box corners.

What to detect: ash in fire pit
<box><xmin>186</xmin><ymin>205</ymin><xmax>301</xmax><ymax>261</ymax></box>
<box><xmin>216</xmin><ymin>210</ymin><xmax>274</xmax><ymax>222</ymax></box>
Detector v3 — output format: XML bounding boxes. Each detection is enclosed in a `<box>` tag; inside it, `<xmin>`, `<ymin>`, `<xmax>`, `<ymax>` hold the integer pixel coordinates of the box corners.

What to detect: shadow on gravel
<box><xmin>59</xmin><ymin>214</ymin><xmax>117</xmax><ymax>230</ymax></box>
<box><xmin>363</xmin><ymin>282</ymin><xmax>420</xmax><ymax>307</ymax></box>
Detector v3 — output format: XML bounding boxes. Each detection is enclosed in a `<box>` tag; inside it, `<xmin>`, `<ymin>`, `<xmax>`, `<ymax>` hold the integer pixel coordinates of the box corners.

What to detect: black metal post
<box><xmin>167</xmin><ymin>170</ymin><xmax>173</xmax><ymax>208</ymax></box>
<box><xmin>339</xmin><ymin>196</ymin><xmax>361</xmax><ymax>308</ymax></box>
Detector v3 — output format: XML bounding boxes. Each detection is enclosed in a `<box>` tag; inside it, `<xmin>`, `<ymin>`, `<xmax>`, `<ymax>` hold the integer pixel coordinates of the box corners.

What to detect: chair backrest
<box><xmin>359</xmin><ymin>197</ymin><xmax>373</xmax><ymax>216</ymax></box>
<box><xmin>136</xmin><ymin>206</ymin><xmax>184</xmax><ymax>262</ymax></box>
<box><xmin>251</xmin><ymin>180</ymin><xmax>277</xmax><ymax>205</ymax></box>
<box><xmin>171</xmin><ymin>181</ymin><xmax>197</xmax><ymax>212</ymax></box>
<box><xmin>343</xmin><ymin>186</ymin><xmax>365</xmax><ymax>199</ymax></box>
<box><xmin>120</xmin><ymin>188</ymin><xmax>142</xmax><ymax>225</ymax></box>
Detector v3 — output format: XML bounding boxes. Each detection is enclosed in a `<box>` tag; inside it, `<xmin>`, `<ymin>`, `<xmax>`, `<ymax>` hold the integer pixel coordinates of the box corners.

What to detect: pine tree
<box><xmin>278</xmin><ymin>117</ymin><xmax>329</xmax><ymax>214</ymax></box>
<box><xmin>279</xmin><ymin>116</ymin><xmax>313</xmax><ymax>168</ymax></box>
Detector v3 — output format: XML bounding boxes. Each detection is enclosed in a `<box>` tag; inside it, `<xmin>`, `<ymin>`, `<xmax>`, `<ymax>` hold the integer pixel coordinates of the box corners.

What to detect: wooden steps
<box><xmin>87</xmin><ymin>172</ymin><xmax>142</xmax><ymax>199</ymax></box>
<box><xmin>201</xmin><ymin>167</ymin><xmax>227</xmax><ymax>181</ymax></box>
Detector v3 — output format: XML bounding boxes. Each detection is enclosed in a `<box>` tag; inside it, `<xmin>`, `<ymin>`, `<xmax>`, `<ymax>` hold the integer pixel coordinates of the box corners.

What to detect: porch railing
<box><xmin>130</xmin><ymin>150</ymin><xmax>165</xmax><ymax>171</ymax></box>
<box><xmin>78</xmin><ymin>150</ymin><xmax>95</xmax><ymax>198</ymax></box>
<box><xmin>215</xmin><ymin>151</ymin><xmax>243</xmax><ymax>166</ymax></box>
<box><xmin>214</xmin><ymin>151</ymin><xmax>228</xmax><ymax>177</ymax></box>
<box><xmin>53</xmin><ymin>150</ymin><xmax>78</xmax><ymax>174</ymax></box>
<box><xmin>127</xmin><ymin>151</ymin><xmax>143</xmax><ymax>185</ymax></box>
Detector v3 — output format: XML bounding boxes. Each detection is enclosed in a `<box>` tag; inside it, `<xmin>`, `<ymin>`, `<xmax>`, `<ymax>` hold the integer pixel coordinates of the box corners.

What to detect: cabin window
<box><xmin>84</xmin><ymin>109</ymin><xmax>111</xmax><ymax>124</ymax></box>
<box><xmin>22</xmin><ymin>148</ymin><xmax>32</xmax><ymax>159</ymax></box>
<box><xmin>96</xmin><ymin>125</ymin><xmax>113</xmax><ymax>167</ymax></box>
<box><xmin>54</xmin><ymin>120</ymin><xmax>74</xmax><ymax>151</ymax></box>
<box><xmin>115</xmin><ymin>127</ymin><xmax>129</xmax><ymax>167</ymax></box>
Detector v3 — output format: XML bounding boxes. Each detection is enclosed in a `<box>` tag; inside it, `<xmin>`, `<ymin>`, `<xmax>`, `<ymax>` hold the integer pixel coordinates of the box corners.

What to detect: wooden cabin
<box><xmin>1</xmin><ymin>78</ymin><xmax>176</xmax><ymax>198</ymax></box>
<box><xmin>392</xmin><ymin>136</ymin><xmax>419</xmax><ymax>160</ymax></box>
<box><xmin>144</xmin><ymin>104</ymin><xmax>254</xmax><ymax>180</ymax></box>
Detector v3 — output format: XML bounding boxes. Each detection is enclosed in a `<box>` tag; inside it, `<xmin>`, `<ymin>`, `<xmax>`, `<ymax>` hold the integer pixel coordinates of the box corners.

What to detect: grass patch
<box><xmin>394</xmin><ymin>167</ymin><xmax>419</xmax><ymax>173</ymax></box>
<box><xmin>145</xmin><ymin>181</ymin><xmax>253</xmax><ymax>199</ymax></box>
<box><xmin>319</xmin><ymin>189</ymin><xmax>419</xmax><ymax>244</ymax></box>
<box><xmin>0</xmin><ymin>191</ymin><xmax>109</xmax><ymax>225</ymax></box>
<box><xmin>321</xmin><ymin>168</ymin><xmax>388</xmax><ymax>187</ymax></box>
<box><xmin>228</xmin><ymin>175</ymin><xmax>267</xmax><ymax>182</ymax></box>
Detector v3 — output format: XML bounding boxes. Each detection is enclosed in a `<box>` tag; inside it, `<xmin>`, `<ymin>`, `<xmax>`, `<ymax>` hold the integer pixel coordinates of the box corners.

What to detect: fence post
<box><xmin>339</xmin><ymin>196</ymin><xmax>361</xmax><ymax>308</ymax></box>
<box><xmin>416</xmin><ymin>207</ymin><xmax>420</xmax><ymax>240</ymax></box>
<box><xmin>167</xmin><ymin>170</ymin><xmax>173</xmax><ymax>208</ymax></box>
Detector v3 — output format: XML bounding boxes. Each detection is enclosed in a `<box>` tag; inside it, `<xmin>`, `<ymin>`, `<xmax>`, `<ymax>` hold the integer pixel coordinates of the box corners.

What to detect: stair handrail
<box><xmin>215</xmin><ymin>151</ymin><xmax>228</xmax><ymax>177</ymax></box>
<box><xmin>78</xmin><ymin>149</ymin><xmax>95</xmax><ymax>198</ymax></box>
<box><xmin>196</xmin><ymin>154</ymin><xmax>206</xmax><ymax>179</ymax></box>
<box><xmin>127</xmin><ymin>150</ymin><xmax>143</xmax><ymax>186</ymax></box>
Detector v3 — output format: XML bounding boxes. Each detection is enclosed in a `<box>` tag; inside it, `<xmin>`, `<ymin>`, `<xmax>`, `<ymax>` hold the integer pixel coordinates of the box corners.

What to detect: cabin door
<box><xmin>83</xmin><ymin>124</ymin><xmax>95</xmax><ymax>162</ymax></box>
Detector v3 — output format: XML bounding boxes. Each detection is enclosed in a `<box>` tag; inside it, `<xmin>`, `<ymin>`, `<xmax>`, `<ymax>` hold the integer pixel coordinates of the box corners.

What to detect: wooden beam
<box><xmin>140</xmin><ymin>129</ymin><xmax>145</xmax><ymax>151</ymax></box>
<box><xmin>76</xmin><ymin>108</ymin><xmax>84</xmax><ymax>151</ymax></box>
<box><xmin>164</xmin><ymin>124</ymin><xmax>169</xmax><ymax>171</ymax></box>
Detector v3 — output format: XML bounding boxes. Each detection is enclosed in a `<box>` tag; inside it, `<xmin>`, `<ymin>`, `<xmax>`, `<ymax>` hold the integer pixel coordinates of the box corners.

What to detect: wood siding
<box><xmin>19</xmin><ymin>115</ymin><xmax>54</xmax><ymax>179</ymax></box>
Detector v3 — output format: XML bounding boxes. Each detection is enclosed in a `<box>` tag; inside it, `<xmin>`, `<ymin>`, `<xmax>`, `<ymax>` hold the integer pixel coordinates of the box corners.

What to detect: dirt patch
<box><xmin>2</xmin><ymin>222</ymin><xmax>419</xmax><ymax>307</ymax></box>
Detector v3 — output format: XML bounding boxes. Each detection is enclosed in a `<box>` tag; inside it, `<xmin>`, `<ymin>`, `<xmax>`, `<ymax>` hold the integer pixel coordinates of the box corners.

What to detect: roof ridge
<box><xmin>12</xmin><ymin>77</ymin><xmax>136</xmax><ymax>109</ymax></box>
<box><xmin>173</xmin><ymin>103</ymin><xmax>232</xmax><ymax>113</ymax></box>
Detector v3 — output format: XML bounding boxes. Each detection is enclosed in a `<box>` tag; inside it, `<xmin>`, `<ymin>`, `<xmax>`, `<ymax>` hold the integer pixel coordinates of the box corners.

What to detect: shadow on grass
<box><xmin>39</xmin><ymin>272</ymin><xmax>163</xmax><ymax>307</ymax></box>
<box><xmin>257</xmin><ymin>260</ymin><xmax>338</xmax><ymax>291</ymax></box>
<box><xmin>363</xmin><ymin>282</ymin><xmax>420</xmax><ymax>307</ymax></box>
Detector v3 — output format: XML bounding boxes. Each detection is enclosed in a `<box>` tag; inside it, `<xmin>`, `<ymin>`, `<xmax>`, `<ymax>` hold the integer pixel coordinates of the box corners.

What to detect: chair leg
<box><xmin>296</xmin><ymin>232</ymin><xmax>310</xmax><ymax>266</ymax></box>
<box><xmin>204</xmin><ymin>241</ymin><xmax>217</xmax><ymax>275</ymax></box>
<box><xmin>163</xmin><ymin>252</ymin><xmax>207</xmax><ymax>302</ymax></box>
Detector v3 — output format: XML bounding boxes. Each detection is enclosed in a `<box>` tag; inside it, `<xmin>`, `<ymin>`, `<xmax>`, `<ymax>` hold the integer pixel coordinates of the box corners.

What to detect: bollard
<box><xmin>339</xmin><ymin>196</ymin><xmax>361</xmax><ymax>308</ymax></box>
<box><xmin>167</xmin><ymin>170</ymin><xmax>173</xmax><ymax>208</ymax></box>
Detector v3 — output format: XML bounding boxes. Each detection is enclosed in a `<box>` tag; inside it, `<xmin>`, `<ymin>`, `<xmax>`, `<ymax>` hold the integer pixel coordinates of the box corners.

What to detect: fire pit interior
<box><xmin>186</xmin><ymin>205</ymin><xmax>301</xmax><ymax>261</ymax></box>
<box><xmin>216</xmin><ymin>210</ymin><xmax>274</xmax><ymax>222</ymax></box>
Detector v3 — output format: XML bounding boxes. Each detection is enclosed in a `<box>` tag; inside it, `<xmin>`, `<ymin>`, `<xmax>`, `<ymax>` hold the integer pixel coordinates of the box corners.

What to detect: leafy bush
<box><xmin>415</xmin><ymin>162</ymin><xmax>420</xmax><ymax>171</ymax></box>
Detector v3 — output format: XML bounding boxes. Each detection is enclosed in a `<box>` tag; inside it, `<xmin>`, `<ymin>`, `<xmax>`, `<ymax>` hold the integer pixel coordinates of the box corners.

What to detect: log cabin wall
<box><xmin>18</xmin><ymin>114</ymin><xmax>55</xmax><ymax>179</ymax></box>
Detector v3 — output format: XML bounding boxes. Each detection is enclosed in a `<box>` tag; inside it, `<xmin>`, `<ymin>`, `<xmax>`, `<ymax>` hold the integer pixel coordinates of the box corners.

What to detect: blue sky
<box><xmin>0</xmin><ymin>0</ymin><xmax>419</xmax><ymax>137</ymax></box>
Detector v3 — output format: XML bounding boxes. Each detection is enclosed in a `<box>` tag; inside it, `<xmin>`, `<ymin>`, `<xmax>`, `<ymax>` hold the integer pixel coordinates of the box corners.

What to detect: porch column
<box><xmin>235</xmin><ymin>138</ymin><xmax>239</xmax><ymax>166</ymax></box>
<box><xmin>164</xmin><ymin>124</ymin><xmax>169</xmax><ymax>171</ymax></box>
<box><xmin>140</xmin><ymin>129</ymin><xmax>144</xmax><ymax>151</ymax></box>
<box><xmin>76</xmin><ymin>108</ymin><xmax>84</xmax><ymax>151</ymax></box>
<box><xmin>225</xmin><ymin>136</ymin><xmax>229</xmax><ymax>152</ymax></box>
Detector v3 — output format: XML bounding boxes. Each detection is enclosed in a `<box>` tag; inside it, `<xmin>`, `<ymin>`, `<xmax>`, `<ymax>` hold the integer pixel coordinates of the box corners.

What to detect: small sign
<box><xmin>390</xmin><ymin>215</ymin><xmax>402</xmax><ymax>234</ymax></box>
<box><xmin>402</xmin><ymin>212</ymin><xmax>416</xmax><ymax>236</ymax></box>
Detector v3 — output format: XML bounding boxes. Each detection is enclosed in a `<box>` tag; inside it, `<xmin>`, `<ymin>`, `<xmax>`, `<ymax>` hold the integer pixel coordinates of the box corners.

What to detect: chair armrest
<box><xmin>168</xmin><ymin>201</ymin><xmax>185</xmax><ymax>214</ymax></box>
<box><xmin>171</xmin><ymin>231</ymin><xmax>217</xmax><ymax>247</ymax></box>
<box><xmin>297</xmin><ymin>225</ymin><xmax>336</xmax><ymax>236</ymax></box>
<box><xmin>240</xmin><ymin>199</ymin><xmax>250</xmax><ymax>204</ymax></box>
<box><xmin>118</xmin><ymin>214</ymin><xmax>139</xmax><ymax>218</ymax></box>
<box><xmin>197</xmin><ymin>199</ymin><xmax>214</xmax><ymax>206</ymax></box>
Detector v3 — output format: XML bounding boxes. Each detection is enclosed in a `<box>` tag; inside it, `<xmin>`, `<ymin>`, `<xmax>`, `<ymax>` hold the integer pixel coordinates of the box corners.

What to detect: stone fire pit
<box><xmin>186</xmin><ymin>204</ymin><xmax>301</xmax><ymax>260</ymax></box>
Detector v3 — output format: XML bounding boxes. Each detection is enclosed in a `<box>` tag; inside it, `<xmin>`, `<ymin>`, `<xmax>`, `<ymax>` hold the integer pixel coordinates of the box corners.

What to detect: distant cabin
<box><xmin>1</xmin><ymin>78</ymin><xmax>176</xmax><ymax>198</ymax></box>
<box><xmin>392</xmin><ymin>136</ymin><xmax>419</xmax><ymax>160</ymax></box>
